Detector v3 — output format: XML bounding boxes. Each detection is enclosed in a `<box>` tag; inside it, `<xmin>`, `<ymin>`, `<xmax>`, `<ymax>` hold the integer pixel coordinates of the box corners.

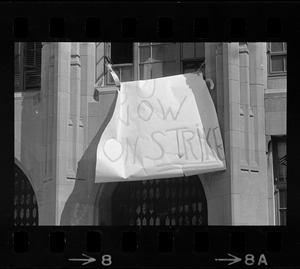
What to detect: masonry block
<box><xmin>254</xmin><ymin>68</ymin><xmax>264</xmax><ymax>86</ymax></box>
<box><xmin>224</xmin><ymin>43</ymin><xmax>239</xmax><ymax>66</ymax></box>
<box><xmin>56</xmin><ymin>140</ymin><xmax>68</xmax><ymax>157</ymax></box>
<box><xmin>267</xmin><ymin>77</ymin><xmax>287</xmax><ymax>90</ymax></box>
<box><xmin>206</xmin><ymin>196</ymin><xmax>225</xmax><ymax>225</ymax></box>
<box><xmin>56</xmin><ymin>114</ymin><xmax>68</xmax><ymax>141</ymax></box>
<box><xmin>228</xmin><ymin>80</ymin><xmax>240</xmax><ymax>104</ymax></box>
<box><xmin>229</xmin><ymin>102</ymin><xmax>240</xmax><ymax>131</ymax></box>
<box><xmin>56</xmin><ymin>74</ymin><xmax>71</xmax><ymax>93</ymax></box>
<box><xmin>231</xmin><ymin>175</ymin><xmax>247</xmax><ymax>195</ymax></box>
<box><xmin>250</xmin><ymin>84</ymin><xmax>264</xmax><ymax>107</ymax></box>
<box><xmin>228</xmin><ymin>64</ymin><xmax>240</xmax><ymax>81</ymax></box>
<box><xmin>230</xmin><ymin>146</ymin><xmax>244</xmax><ymax>175</ymax></box>
<box><xmin>239</xmin><ymin>53</ymin><xmax>249</xmax><ymax>69</ymax></box>
<box><xmin>87</xmin><ymin>115</ymin><xmax>106</xmax><ymax>144</ymax></box>
<box><xmin>258</xmin><ymin>133</ymin><xmax>266</xmax><ymax>152</ymax></box>
<box><xmin>239</xmin><ymin>67</ymin><xmax>250</xmax><ymax>83</ymax></box>
<box><xmin>88</xmin><ymin>93</ymin><xmax>116</xmax><ymax>116</ymax></box>
<box><xmin>240</xmin><ymin>83</ymin><xmax>250</xmax><ymax>106</ymax></box>
<box><xmin>70</xmin><ymin>76</ymin><xmax>81</xmax><ymax>95</ymax></box>
<box><xmin>253</xmin><ymin>106</ymin><xmax>266</xmax><ymax>134</ymax></box>
<box><xmin>39</xmin><ymin>203</ymin><xmax>56</xmax><ymax>225</ymax></box>
<box><xmin>54</xmin><ymin>91</ymin><xmax>70</xmax><ymax>116</ymax></box>
<box><xmin>57</xmin><ymin>53</ymin><xmax>71</xmax><ymax>78</ymax></box>
<box><xmin>223</xmin><ymin>194</ymin><xmax>232</xmax><ymax>225</ymax></box>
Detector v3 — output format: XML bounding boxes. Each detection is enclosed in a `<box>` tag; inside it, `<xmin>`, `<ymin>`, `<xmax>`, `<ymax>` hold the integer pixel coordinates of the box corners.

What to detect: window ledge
<box><xmin>95</xmin><ymin>86</ymin><xmax>119</xmax><ymax>93</ymax></box>
<box><xmin>14</xmin><ymin>91</ymin><xmax>42</xmax><ymax>100</ymax></box>
<box><xmin>265</xmin><ymin>88</ymin><xmax>286</xmax><ymax>94</ymax></box>
<box><xmin>14</xmin><ymin>92</ymin><xmax>23</xmax><ymax>99</ymax></box>
<box><xmin>268</xmin><ymin>73</ymin><xmax>287</xmax><ymax>78</ymax></box>
<box><xmin>94</xmin><ymin>87</ymin><xmax>118</xmax><ymax>101</ymax></box>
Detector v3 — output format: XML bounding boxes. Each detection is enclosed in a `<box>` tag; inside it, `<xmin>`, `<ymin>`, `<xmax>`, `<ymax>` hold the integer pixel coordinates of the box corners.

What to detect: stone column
<box><xmin>205</xmin><ymin>43</ymin><xmax>217</xmax><ymax>107</ymax></box>
<box><xmin>248</xmin><ymin>43</ymin><xmax>269</xmax><ymax>224</ymax></box>
<box><xmin>68</xmin><ymin>43</ymin><xmax>82</xmax><ymax>178</ymax></box>
<box><xmin>38</xmin><ymin>42</ymin><xmax>56</xmax><ymax>225</ymax></box>
<box><xmin>79</xmin><ymin>42</ymin><xmax>98</xmax><ymax>225</ymax></box>
<box><xmin>52</xmin><ymin>42</ymin><xmax>73</xmax><ymax>225</ymax></box>
<box><xmin>201</xmin><ymin>43</ymin><xmax>232</xmax><ymax>225</ymax></box>
<box><xmin>203</xmin><ymin>43</ymin><xmax>269</xmax><ymax>225</ymax></box>
<box><xmin>239</xmin><ymin>43</ymin><xmax>250</xmax><ymax>170</ymax></box>
<box><xmin>80</xmin><ymin>43</ymin><xmax>96</xmax><ymax>150</ymax></box>
<box><xmin>220</xmin><ymin>42</ymin><xmax>241</xmax><ymax>225</ymax></box>
<box><xmin>225</xmin><ymin>42</ymin><xmax>268</xmax><ymax>225</ymax></box>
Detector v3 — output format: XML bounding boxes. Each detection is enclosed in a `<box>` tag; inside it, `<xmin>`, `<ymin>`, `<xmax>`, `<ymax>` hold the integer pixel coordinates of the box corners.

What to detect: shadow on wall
<box><xmin>60</xmin><ymin>93</ymin><xmax>118</xmax><ymax>225</ymax></box>
<box><xmin>184</xmin><ymin>72</ymin><xmax>225</xmax><ymax>163</ymax></box>
<box><xmin>60</xmin><ymin>73</ymin><xmax>221</xmax><ymax>225</ymax></box>
<box><xmin>18</xmin><ymin>92</ymin><xmax>43</xmax><ymax>220</ymax></box>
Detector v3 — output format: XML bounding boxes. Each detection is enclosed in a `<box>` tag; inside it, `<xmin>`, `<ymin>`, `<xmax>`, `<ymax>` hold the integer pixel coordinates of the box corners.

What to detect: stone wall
<box><xmin>15</xmin><ymin>42</ymin><xmax>273</xmax><ymax>225</ymax></box>
<box><xmin>202</xmin><ymin>43</ymin><xmax>269</xmax><ymax>225</ymax></box>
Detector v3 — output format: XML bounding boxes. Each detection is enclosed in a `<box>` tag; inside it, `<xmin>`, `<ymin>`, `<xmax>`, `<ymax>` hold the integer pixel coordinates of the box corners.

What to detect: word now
<box><xmin>119</xmin><ymin>94</ymin><xmax>187</xmax><ymax>126</ymax></box>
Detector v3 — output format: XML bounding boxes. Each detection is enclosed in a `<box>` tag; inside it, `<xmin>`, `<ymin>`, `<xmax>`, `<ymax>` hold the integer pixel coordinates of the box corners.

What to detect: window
<box><xmin>96</xmin><ymin>43</ymin><xmax>206</xmax><ymax>86</ymax></box>
<box><xmin>181</xmin><ymin>43</ymin><xmax>205</xmax><ymax>77</ymax></box>
<box><xmin>108</xmin><ymin>43</ymin><xmax>134</xmax><ymax>83</ymax></box>
<box><xmin>95</xmin><ymin>43</ymin><xmax>134</xmax><ymax>86</ymax></box>
<box><xmin>138</xmin><ymin>43</ymin><xmax>205</xmax><ymax>79</ymax></box>
<box><xmin>138</xmin><ymin>43</ymin><xmax>178</xmax><ymax>79</ymax></box>
<box><xmin>268</xmin><ymin>42</ymin><xmax>287</xmax><ymax>75</ymax></box>
<box><xmin>273</xmin><ymin>137</ymin><xmax>287</xmax><ymax>225</ymax></box>
<box><xmin>14</xmin><ymin>43</ymin><xmax>21</xmax><ymax>91</ymax></box>
<box><xmin>95</xmin><ymin>42</ymin><xmax>105</xmax><ymax>84</ymax></box>
<box><xmin>14</xmin><ymin>164</ymin><xmax>39</xmax><ymax>226</ymax></box>
<box><xmin>111</xmin><ymin>176</ymin><xmax>207</xmax><ymax>226</ymax></box>
<box><xmin>14</xmin><ymin>42</ymin><xmax>42</xmax><ymax>92</ymax></box>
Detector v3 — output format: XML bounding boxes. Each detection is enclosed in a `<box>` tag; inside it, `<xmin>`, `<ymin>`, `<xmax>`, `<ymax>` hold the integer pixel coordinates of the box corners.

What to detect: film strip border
<box><xmin>13</xmin><ymin>16</ymin><xmax>283</xmax><ymax>40</ymax></box>
<box><xmin>2</xmin><ymin>1</ymin><xmax>300</xmax><ymax>268</ymax></box>
<box><xmin>3</xmin><ymin>3</ymin><xmax>294</xmax><ymax>40</ymax></box>
<box><xmin>1</xmin><ymin>227</ymin><xmax>299</xmax><ymax>267</ymax></box>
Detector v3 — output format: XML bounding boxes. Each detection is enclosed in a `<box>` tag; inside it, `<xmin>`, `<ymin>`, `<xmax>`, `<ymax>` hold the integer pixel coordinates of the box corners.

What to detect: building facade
<box><xmin>14</xmin><ymin>42</ymin><xmax>286</xmax><ymax>226</ymax></box>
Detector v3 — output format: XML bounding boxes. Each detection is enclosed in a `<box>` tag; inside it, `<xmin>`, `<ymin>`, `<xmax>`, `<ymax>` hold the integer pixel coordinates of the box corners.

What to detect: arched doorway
<box><xmin>14</xmin><ymin>164</ymin><xmax>39</xmax><ymax>226</ymax></box>
<box><xmin>111</xmin><ymin>176</ymin><xmax>207</xmax><ymax>226</ymax></box>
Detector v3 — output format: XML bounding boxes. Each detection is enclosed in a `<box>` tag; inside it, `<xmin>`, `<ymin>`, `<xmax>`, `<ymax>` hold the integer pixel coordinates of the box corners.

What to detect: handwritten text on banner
<box><xmin>95</xmin><ymin>73</ymin><xmax>226</xmax><ymax>183</ymax></box>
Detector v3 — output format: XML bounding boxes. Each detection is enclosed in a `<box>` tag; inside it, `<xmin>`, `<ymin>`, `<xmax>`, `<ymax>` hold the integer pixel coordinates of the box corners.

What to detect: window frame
<box><xmin>137</xmin><ymin>42</ymin><xmax>181</xmax><ymax>79</ymax></box>
<box><xmin>105</xmin><ymin>42</ymin><xmax>136</xmax><ymax>85</ymax></box>
<box><xmin>267</xmin><ymin>42</ymin><xmax>287</xmax><ymax>77</ymax></box>
<box><xmin>95</xmin><ymin>42</ymin><xmax>105</xmax><ymax>85</ymax></box>
<box><xmin>14</xmin><ymin>42</ymin><xmax>42</xmax><ymax>92</ymax></box>
<box><xmin>14</xmin><ymin>42</ymin><xmax>24</xmax><ymax>92</ymax></box>
<box><xmin>181</xmin><ymin>58</ymin><xmax>205</xmax><ymax>77</ymax></box>
<box><xmin>97</xmin><ymin>42</ymin><xmax>206</xmax><ymax>87</ymax></box>
<box><xmin>272</xmin><ymin>136</ymin><xmax>287</xmax><ymax>185</ymax></box>
<box><xmin>272</xmin><ymin>136</ymin><xmax>287</xmax><ymax>225</ymax></box>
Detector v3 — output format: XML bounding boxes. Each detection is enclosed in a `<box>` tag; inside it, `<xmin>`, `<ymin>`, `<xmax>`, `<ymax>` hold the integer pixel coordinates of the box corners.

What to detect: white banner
<box><xmin>95</xmin><ymin>73</ymin><xmax>226</xmax><ymax>183</ymax></box>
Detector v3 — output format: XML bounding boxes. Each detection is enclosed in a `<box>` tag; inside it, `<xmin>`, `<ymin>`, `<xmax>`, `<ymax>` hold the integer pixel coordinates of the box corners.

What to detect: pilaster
<box><xmin>52</xmin><ymin>43</ymin><xmax>74</xmax><ymax>225</ymax></box>
<box><xmin>80</xmin><ymin>43</ymin><xmax>96</xmax><ymax>149</ymax></box>
<box><xmin>204</xmin><ymin>43</ymin><xmax>269</xmax><ymax>225</ymax></box>
<box><xmin>39</xmin><ymin>42</ymin><xmax>56</xmax><ymax>225</ymax></box>
<box><xmin>205</xmin><ymin>43</ymin><xmax>217</xmax><ymax>107</ymax></box>
<box><xmin>68</xmin><ymin>43</ymin><xmax>82</xmax><ymax>178</ymax></box>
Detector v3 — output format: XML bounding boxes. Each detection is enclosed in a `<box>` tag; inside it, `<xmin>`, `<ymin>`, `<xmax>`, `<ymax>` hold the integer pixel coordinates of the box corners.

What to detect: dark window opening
<box><xmin>14</xmin><ymin>42</ymin><xmax>42</xmax><ymax>92</ymax></box>
<box><xmin>272</xmin><ymin>137</ymin><xmax>287</xmax><ymax>226</ymax></box>
<box><xmin>182</xmin><ymin>60</ymin><xmax>205</xmax><ymax>79</ymax></box>
<box><xmin>111</xmin><ymin>176</ymin><xmax>207</xmax><ymax>226</ymax></box>
<box><xmin>111</xmin><ymin>43</ymin><xmax>133</xmax><ymax>64</ymax></box>
<box><xmin>107</xmin><ymin>43</ymin><xmax>134</xmax><ymax>83</ymax></box>
<box><xmin>268</xmin><ymin>42</ymin><xmax>287</xmax><ymax>75</ymax></box>
<box><xmin>14</xmin><ymin>164</ymin><xmax>39</xmax><ymax>226</ymax></box>
<box><xmin>138</xmin><ymin>43</ymin><xmax>178</xmax><ymax>80</ymax></box>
